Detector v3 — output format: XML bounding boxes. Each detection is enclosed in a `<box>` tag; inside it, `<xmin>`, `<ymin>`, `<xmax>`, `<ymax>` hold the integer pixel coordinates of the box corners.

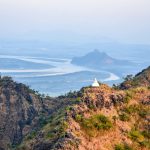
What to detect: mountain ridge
<box><xmin>0</xmin><ymin>66</ymin><xmax>150</xmax><ymax>150</ymax></box>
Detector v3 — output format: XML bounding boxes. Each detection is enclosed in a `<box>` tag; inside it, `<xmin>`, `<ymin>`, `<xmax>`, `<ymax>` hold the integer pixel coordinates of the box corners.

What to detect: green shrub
<box><xmin>115</xmin><ymin>143</ymin><xmax>133</xmax><ymax>150</ymax></box>
<box><xmin>142</xmin><ymin>130</ymin><xmax>150</xmax><ymax>139</ymax></box>
<box><xmin>75</xmin><ymin>97</ymin><xmax>81</xmax><ymax>103</ymax></box>
<box><xmin>75</xmin><ymin>114</ymin><xmax>83</xmax><ymax>122</ymax></box>
<box><xmin>59</xmin><ymin>120</ymin><xmax>68</xmax><ymax>133</ymax></box>
<box><xmin>129</xmin><ymin>129</ymin><xmax>144</xmax><ymax>143</ymax></box>
<box><xmin>124</xmin><ymin>105</ymin><xmax>139</xmax><ymax>114</ymax></box>
<box><xmin>115</xmin><ymin>144</ymin><xmax>124</xmax><ymax>150</ymax></box>
<box><xmin>39</xmin><ymin>116</ymin><xmax>48</xmax><ymax>127</ymax></box>
<box><xmin>81</xmin><ymin>114</ymin><xmax>113</xmax><ymax>132</ymax></box>
<box><xmin>124</xmin><ymin>91</ymin><xmax>134</xmax><ymax>103</ymax></box>
<box><xmin>138</xmin><ymin>109</ymin><xmax>148</xmax><ymax>118</ymax></box>
<box><xmin>65</xmin><ymin>106</ymin><xmax>73</xmax><ymax>111</ymax></box>
<box><xmin>82</xmin><ymin>118</ymin><xmax>94</xmax><ymax>130</ymax></box>
<box><xmin>129</xmin><ymin>129</ymin><xmax>150</xmax><ymax>148</ymax></box>
<box><xmin>123</xmin><ymin>105</ymin><xmax>148</xmax><ymax>118</ymax></box>
<box><xmin>139</xmin><ymin>140</ymin><xmax>150</xmax><ymax>148</ymax></box>
<box><xmin>112</xmin><ymin>116</ymin><xmax>117</xmax><ymax>122</ymax></box>
<box><xmin>124</xmin><ymin>75</ymin><xmax>133</xmax><ymax>82</ymax></box>
<box><xmin>46</xmin><ymin>132</ymin><xmax>55</xmax><ymax>139</ymax></box>
<box><xmin>88</xmin><ymin>103</ymin><xmax>96</xmax><ymax>109</ymax></box>
<box><xmin>131</xmin><ymin>79</ymin><xmax>139</xmax><ymax>87</ymax></box>
<box><xmin>16</xmin><ymin>144</ymin><xmax>27</xmax><ymax>150</ymax></box>
<box><xmin>119</xmin><ymin>113</ymin><xmax>130</xmax><ymax>121</ymax></box>
<box><xmin>26</xmin><ymin>130</ymin><xmax>37</xmax><ymax>140</ymax></box>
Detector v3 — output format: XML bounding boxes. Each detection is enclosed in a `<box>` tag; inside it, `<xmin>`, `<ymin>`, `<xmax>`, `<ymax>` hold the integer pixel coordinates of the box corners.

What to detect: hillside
<box><xmin>17</xmin><ymin>84</ymin><xmax>150</xmax><ymax>150</ymax></box>
<box><xmin>0</xmin><ymin>76</ymin><xmax>74</xmax><ymax>150</ymax></box>
<box><xmin>119</xmin><ymin>66</ymin><xmax>150</xmax><ymax>89</ymax></box>
<box><xmin>0</xmin><ymin>66</ymin><xmax>150</xmax><ymax>150</ymax></box>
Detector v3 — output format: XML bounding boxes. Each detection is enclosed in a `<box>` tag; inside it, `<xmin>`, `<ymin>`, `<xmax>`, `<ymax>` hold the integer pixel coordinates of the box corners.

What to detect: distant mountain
<box><xmin>71</xmin><ymin>50</ymin><xmax>133</xmax><ymax>70</ymax></box>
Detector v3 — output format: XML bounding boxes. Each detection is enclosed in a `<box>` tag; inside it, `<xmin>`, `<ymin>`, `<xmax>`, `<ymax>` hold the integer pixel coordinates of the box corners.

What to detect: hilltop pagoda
<box><xmin>92</xmin><ymin>78</ymin><xmax>99</xmax><ymax>87</ymax></box>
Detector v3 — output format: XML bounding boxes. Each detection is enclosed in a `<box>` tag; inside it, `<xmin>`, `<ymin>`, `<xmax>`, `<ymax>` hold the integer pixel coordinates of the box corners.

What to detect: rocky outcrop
<box><xmin>82</xmin><ymin>85</ymin><xmax>125</xmax><ymax>109</ymax></box>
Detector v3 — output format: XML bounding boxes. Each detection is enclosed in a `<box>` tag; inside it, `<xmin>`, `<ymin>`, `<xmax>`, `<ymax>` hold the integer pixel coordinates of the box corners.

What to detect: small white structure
<box><xmin>92</xmin><ymin>78</ymin><xmax>99</xmax><ymax>87</ymax></box>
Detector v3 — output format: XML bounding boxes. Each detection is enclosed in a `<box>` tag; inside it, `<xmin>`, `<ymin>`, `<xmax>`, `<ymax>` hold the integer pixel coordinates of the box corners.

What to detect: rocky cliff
<box><xmin>0</xmin><ymin>76</ymin><xmax>45</xmax><ymax>149</ymax></box>
<box><xmin>0</xmin><ymin>76</ymin><xmax>77</xmax><ymax>150</ymax></box>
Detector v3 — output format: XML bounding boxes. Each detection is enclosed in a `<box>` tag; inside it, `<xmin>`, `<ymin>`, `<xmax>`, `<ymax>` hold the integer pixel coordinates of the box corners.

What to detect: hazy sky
<box><xmin>0</xmin><ymin>0</ymin><xmax>150</xmax><ymax>44</ymax></box>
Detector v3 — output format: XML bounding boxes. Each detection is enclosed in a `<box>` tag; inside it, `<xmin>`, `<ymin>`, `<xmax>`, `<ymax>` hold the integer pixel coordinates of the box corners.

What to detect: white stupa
<box><xmin>92</xmin><ymin>78</ymin><xmax>99</xmax><ymax>87</ymax></box>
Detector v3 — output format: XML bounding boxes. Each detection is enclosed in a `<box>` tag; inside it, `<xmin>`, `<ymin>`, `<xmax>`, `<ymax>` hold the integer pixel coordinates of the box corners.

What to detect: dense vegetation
<box><xmin>75</xmin><ymin>114</ymin><xmax>113</xmax><ymax>137</ymax></box>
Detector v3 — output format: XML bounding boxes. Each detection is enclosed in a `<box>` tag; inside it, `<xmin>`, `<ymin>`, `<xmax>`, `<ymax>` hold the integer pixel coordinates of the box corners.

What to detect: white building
<box><xmin>92</xmin><ymin>78</ymin><xmax>99</xmax><ymax>87</ymax></box>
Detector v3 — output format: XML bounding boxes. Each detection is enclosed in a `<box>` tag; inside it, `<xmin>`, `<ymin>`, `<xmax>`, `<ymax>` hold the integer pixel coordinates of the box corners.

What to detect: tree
<box><xmin>124</xmin><ymin>75</ymin><xmax>133</xmax><ymax>81</ymax></box>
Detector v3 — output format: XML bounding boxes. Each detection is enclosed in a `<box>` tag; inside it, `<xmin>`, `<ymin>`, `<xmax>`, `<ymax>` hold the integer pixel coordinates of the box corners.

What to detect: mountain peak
<box><xmin>71</xmin><ymin>49</ymin><xmax>132</xmax><ymax>70</ymax></box>
<box><xmin>71</xmin><ymin>49</ymin><xmax>113</xmax><ymax>65</ymax></box>
<box><xmin>90</xmin><ymin>49</ymin><xmax>107</xmax><ymax>55</ymax></box>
